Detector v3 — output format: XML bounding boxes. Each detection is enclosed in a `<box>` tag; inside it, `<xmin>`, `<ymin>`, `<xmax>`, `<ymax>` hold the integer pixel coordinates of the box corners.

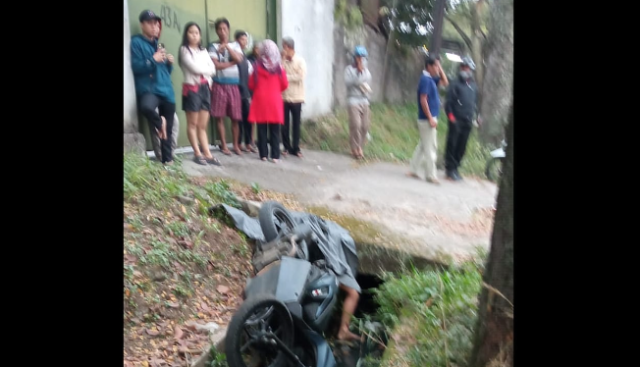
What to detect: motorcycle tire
<box><xmin>259</xmin><ymin>201</ymin><xmax>296</xmax><ymax>243</ymax></box>
<box><xmin>485</xmin><ymin>157</ymin><xmax>504</xmax><ymax>182</ymax></box>
<box><xmin>225</xmin><ymin>294</ymin><xmax>294</xmax><ymax>367</ymax></box>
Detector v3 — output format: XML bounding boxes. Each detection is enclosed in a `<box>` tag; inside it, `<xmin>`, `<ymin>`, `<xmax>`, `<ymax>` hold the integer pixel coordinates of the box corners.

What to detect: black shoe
<box><xmin>446</xmin><ymin>169</ymin><xmax>456</xmax><ymax>180</ymax></box>
<box><xmin>454</xmin><ymin>169</ymin><xmax>463</xmax><ymax>181</ymax></box>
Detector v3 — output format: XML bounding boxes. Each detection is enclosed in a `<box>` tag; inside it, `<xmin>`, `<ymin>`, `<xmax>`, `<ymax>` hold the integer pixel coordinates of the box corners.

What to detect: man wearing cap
<box><xmin>344</xmin><ymin>46</ymin><xmax>372</xmax><ymax>160</ymax></box>
<box><xmin>130</xmin><ymin>10</ymin><xmax>177</xmax><ymax>165</ymax></box>
<box><xmin>444</xmin><ymin>58</ymin><xmax>479</xmax><ymax>181</ymax></box>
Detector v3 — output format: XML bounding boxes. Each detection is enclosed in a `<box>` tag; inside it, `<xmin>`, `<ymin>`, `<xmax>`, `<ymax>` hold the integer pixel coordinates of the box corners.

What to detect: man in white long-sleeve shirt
<box><xmin>344</xmin><ymin>46</ymin><xmax>372</xmax><ymax>160</ymax></box>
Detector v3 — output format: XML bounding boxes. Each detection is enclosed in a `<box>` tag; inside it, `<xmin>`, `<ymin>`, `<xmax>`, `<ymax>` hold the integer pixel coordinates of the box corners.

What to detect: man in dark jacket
<box><xmin>234</xmin><ymin>30</ymin><xmax>256</xmax><ymax>152</ymax></box>
<box><xmin>444</xmin><ymin>58</ymin><xmax>479</xmax><ymax>181</ymax></box>
<box><xmin>130</xmin><ymin>10</ymin><xmax>176</xmax><ymax>165</ymax></box>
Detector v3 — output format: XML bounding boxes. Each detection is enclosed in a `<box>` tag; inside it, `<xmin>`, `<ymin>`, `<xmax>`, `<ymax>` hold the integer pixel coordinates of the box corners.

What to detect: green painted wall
<box><xmin>128</xmin><ymin>0</ymin><xmax>271</xmax><ymax>149</ymax></box>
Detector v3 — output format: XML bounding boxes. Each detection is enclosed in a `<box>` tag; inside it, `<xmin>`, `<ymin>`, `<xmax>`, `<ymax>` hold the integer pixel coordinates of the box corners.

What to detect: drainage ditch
<box><xmin>332</xmin><ymin>273</ymin><xmax>388</xmax><ymax>367</ymax></box>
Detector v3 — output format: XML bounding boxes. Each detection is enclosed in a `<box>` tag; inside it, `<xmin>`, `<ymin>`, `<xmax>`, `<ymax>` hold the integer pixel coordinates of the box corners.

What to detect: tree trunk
<box><xmin>470</xmin><ymin>0</ymin><xmax>485</xmax><ymax>103</ymax></box>
<box><xmin>479</xmin><ymin>0</ymin><xmax>513</xmax><ymax>146</ymax></box>
<box><xmin>469</xmin><ymin>96</ymin><xmax>514</xmax><ymax>367</ymax></box>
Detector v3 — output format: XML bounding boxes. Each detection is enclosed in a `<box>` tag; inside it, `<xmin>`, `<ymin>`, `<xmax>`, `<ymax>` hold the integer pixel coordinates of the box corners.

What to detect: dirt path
<box><xmin>182</xmin><ymin>149</ymin><xmax>498</xmax><ymax>259</ymax></box>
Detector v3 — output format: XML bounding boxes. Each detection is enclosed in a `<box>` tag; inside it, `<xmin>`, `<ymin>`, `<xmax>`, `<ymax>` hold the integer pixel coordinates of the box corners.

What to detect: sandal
<box><xmin>218</xmin><ymin>145</ymin><xmax>232</xmax><ymax>156</ymax></box>
<box><xmin>204</xmin><ymin>156</ymin><xmax>221</xmax><ymax>166</ymax></box>
<box><xmin>193</xmin><ymin>155</ymin><xmax>207</xmax><ymax>165</ymax></box>
<box><xmin>261</xmin><ymin>157</ymin><xmax>267</xmax><ymax>161</ymax></box>
<box><xmin>248</xmin><ymin>145</ymin><xmax>258</xmax><ymax>153</ymax></box>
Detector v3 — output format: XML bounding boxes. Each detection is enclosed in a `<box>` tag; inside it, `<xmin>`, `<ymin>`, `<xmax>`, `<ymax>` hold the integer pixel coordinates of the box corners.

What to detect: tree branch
<box><xmin>444</xmin><ymin>13</ymin><xmax>473</xmax><ymax>50</ymax></box>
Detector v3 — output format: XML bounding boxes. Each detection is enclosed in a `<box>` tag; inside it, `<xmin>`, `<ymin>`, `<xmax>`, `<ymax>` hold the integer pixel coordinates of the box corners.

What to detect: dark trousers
<box><xmin>239</xmin><ymin>98</ymin><xmax>252</xmax><ymax>146</ymax></box>
<box><xmin>139</xmin><ymin>93</ymin><xmax>176</xmax><ymax>163</ymax></box>
<box><xmin>257</xmin><ymin>123</ymin><xmax>281</xmax><ymax>159</ymax></box>
<box><xmin>282</xmin><ymin>102</ymin><xmax>302</xmax><ymax>154</ymax></box>
<box><xmin>444</xmin><ymin>118</ymin><xmax>473</xmax><ymax>172</ymax></box>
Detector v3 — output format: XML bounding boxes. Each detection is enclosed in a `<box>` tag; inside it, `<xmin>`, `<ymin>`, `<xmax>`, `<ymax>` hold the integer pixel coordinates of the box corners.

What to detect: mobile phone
<box><xmin>157</xmin><ymin>43</ymin><xmax>165</xmax><ymax>50</ymax></box>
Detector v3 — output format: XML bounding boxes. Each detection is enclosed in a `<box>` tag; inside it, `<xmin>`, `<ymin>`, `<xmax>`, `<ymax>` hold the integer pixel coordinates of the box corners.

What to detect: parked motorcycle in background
<box><xmin>485</xmin><ymin>140</ymin><xmax>506</xmax><ymax>182</ymax></box>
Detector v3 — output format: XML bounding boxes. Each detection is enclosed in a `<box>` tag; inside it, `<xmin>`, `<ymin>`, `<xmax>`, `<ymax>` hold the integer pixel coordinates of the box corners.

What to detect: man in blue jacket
<box><xmin>130</xmin><ymin>10</ymin><xmax>176</xmax><ymax>165</ymax></box>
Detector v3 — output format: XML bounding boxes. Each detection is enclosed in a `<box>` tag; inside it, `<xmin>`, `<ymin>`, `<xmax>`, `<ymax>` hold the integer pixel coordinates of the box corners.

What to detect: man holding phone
<box><xmin>130</xmin><ymin>10</ymin><xmax>177</xmax><ymax>165</ymax></box>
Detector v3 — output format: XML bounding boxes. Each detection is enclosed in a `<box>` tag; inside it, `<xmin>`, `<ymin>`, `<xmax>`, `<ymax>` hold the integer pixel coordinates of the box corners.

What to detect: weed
<box><xmin>209</xmin><ymin>346</ymin><xmax>228</xmax><ymax>367</ymax></box>
<box><xmin>205</xmin><ymin>181</ymin><xmax>241</xmax><ymax>209</ymax></box>
<box><xmin>166</xmin><ymin>221</ymin><xmax>190</xmax><ymax>237</ymax></box>
<box><xmin>128</xmin><ymin>215</ymin><xmax>144</xmax><ymax>230</ymax></box>
<box><xmin>174</xmin><ymin>284</ymin><xmax>192</xmax><ymax>298</ymax></box>
<box><xmin>375</xmin><ymin>256</ymin><xmax>485</xmax><ymax>367</ymax></box>
<box><xmin>232</xmin><ymin>242</ymin><xmax>250</xmax><ymax>257</ymax></box>
<box><xmin>251</xmin><ymin>182</ymin><xmax>261</xmax><ymax>194</ymax></box>
<box><xmin>139</xmin><ymin>240</ymin><xmax>173</xmax><ymax>268</ymax></box>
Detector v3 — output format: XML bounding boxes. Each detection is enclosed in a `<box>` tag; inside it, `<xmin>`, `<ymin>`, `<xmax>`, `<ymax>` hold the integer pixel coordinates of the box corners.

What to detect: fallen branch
<box><xmin>482</xmin><ymin>281</ymin><xmax>513</xmax><ymax>308</ymax></box>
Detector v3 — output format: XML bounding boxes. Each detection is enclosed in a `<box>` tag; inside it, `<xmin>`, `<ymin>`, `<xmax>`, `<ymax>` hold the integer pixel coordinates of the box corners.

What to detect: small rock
<box><xmin>216</xmin><ymin>285</ymin><xmax>230</xmax><ymax>294</ymax></box>
<box><xmin>174</xmin><ymin>326</ymin><xmax>183</xmax><ymax>340</ymax></box>
<box><xmin>176</xmin><ymin>195</ymin><xmax>195</xmax><ymax>205</ymax></box>
<box><xmin>178</xmin><ymin>240</ymin><xmax>193</xmax><ymax>250</ymax></box>
<box><xmin>186</xmin><ymin>321</ymin><xmax>220</xmax><ymax>334</ymax></box>
<box><xmin>240</xmin><ymin>199</ymin><xmax>262</xmax><ymax>217</ymax></box>
<box><xmin>153</xmin><ymin>272</ymin><xmax>167</xmax><ymax>282</ymax></box>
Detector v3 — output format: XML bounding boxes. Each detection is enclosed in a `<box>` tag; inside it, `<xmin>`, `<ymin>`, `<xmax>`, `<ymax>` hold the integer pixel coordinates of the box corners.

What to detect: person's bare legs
<box><xmin>337</xmin><ymin>284</ymin><xmax>361</xmax><ymax>341</ymax></box>
<box><xmin>185</xmin><ymin>112</ymin><xmax>202</xmax><ymax>157</ymax></box>
<box><xmin>216</xmin><ymin>118</ymin><xmax>231</xmax><ymax>154</ymax></box>
<box><xmin>197</xmin><ymin>110</ymin><xmax>214</xmax><ymax>159</ymax></box>
<box><xmin>232</xmin><ymin>120</ymin><xmax>242</xmax><ymax>155</ymax></box>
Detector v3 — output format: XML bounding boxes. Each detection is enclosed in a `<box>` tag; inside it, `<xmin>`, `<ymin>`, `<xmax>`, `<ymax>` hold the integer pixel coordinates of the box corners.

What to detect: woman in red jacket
<box><xmin>248</xmin><ymin>39</ymin><xmax>289</xmax><ymax>163</ymax></box>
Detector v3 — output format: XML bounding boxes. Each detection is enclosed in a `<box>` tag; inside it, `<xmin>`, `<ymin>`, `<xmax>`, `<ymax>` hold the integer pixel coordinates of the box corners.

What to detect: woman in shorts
<box><xmin>178</xmin><ymin>22</ymin><xmax>221</xmax><ymax>166</ymax></box>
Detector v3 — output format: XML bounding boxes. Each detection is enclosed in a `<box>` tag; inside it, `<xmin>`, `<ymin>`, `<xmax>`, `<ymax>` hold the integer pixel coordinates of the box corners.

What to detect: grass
<box><xmin>123</xmin><ymin>153</ymin><xmax>241</xmax><ymax>212</ymax></box>
<box><xmin>369</xmin><ymin>248</ymin><xmax>487</xmax><ymax>367</ymax></box>
<box><xmin>300</xmin><ymin>102</ymin><xmax>490</xmax><ymax>177</ymax></box>
<box><xmin>123</xmin><ymin>153</ymin><xmax>253</xmax><ymax>366</ymax></box>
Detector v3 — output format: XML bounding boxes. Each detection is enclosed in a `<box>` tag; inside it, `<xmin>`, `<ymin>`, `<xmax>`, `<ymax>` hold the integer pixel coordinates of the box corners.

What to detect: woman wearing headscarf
<box><xmin>247</xmin><ymin>40</ymin><xmax>289</xmax><ymax>163</ymax></box>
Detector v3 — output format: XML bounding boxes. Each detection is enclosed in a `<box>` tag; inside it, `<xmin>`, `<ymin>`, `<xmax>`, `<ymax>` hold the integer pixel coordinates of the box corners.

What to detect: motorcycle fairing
<box><xmin>244</xmin><ymin>256</ymin><xmax>311</xmax><ymax>304</ymax></box>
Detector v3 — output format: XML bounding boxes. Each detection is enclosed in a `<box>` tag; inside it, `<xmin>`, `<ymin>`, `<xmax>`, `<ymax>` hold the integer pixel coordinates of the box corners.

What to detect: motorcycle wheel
<box><xmin>485</xmin><ymin>157</ymin><xmax>504</xmax><ymax>182</ymax></box>
<box><xmin>225</xmin><ymin>294</ymin><xmax>295</xmax><ymax>367</ymax></box>
<box><xmin>259</xmin><ymin>201</ymin><xmax>296</xmax><ymax>242</ymax></box>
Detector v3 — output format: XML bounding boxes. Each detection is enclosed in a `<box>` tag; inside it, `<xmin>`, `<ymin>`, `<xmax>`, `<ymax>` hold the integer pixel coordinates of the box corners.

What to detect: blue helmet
<box><xmin>461</xmin><ymin>56</ymin><xmax>476</xmax><ymax>71</ymax></box>
<box><xmin>354</xmin><ymin>45</ymin><xmax>368</xmax><ymax>57</ymax></box>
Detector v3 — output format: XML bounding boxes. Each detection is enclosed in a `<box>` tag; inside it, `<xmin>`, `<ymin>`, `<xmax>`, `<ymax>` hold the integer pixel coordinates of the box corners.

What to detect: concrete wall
<box><xmin>280</xmin><ymin>0</ymin><xmax>335</xmax><ymax>120</ymax></box>
<box><xmin>123</xmin><ymin>0</ymin><xmax>146</xmax><ymax>152</ymax></box>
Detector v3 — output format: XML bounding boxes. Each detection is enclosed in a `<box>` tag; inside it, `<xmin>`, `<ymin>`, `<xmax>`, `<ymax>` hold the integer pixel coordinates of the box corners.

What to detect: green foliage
<box><xmin>123</xmin><ymin>152</ymin><xmax>241</xmax><ymax>210</ymax></box>
<box><xmin>208</xmin><ymin>346</ymin><xmax>228</xmax><ymax>367</ymax></box>
<box><xmin>251</xmin><ymin>182</ymin><xmax>261</xmax><ymax>194</ymax></box>
<box><xmin>335</xmin><ymin>0</ymin><xmax>364</xmax><ymax>30</ymax></box>
<box><xmin>374</xmin><ymin>254</ymin><xmax>486</xmax><ymax>367</ymax></box>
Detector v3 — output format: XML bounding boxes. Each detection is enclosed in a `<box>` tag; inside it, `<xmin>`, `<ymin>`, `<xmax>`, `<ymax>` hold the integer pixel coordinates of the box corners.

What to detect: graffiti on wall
<box><xmin>159</xmin><ymin>4</ymin><xmax>181</xmax><ymax>34</ymax></box>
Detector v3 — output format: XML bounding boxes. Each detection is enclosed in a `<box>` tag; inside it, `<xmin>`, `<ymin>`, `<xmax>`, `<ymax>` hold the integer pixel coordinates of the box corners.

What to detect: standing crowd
<box><xmin>130</xmin><ymin>9</ymin><xmax>478</xmax><ymax>181</ymax></box>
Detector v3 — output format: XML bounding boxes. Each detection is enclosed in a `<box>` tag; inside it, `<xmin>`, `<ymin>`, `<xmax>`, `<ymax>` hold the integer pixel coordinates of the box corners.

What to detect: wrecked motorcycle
<box><xmin>485</xmin><ymin>139</ymin><xmax>506</xmax><ymax>182</ymax></box>
<box><xmin>225</xmin><ymin>201</ymin><xmax>341</xmax><ymax>367</ymax></box>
